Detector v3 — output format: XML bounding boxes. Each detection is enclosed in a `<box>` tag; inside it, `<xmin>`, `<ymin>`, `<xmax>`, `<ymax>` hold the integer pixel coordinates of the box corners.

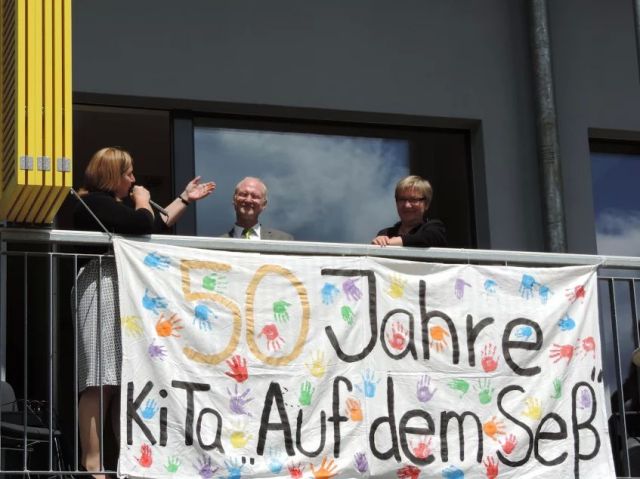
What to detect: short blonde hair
<box><xmin>83</xmin><ymin>147</ymin><xmax>133</xmax><ymax>193</ymax></box>
<box><xmin>395</xmin><ymin>175</ymin><xmax>433</xmax><ymax>206</ymax></box>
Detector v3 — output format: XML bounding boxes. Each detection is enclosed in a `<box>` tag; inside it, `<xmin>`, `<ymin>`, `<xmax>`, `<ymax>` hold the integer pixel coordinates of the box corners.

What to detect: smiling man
<box><xmin>221</xmin><ymin>177</ymin><xmax>293</xmax><ymax>241</ymax></box>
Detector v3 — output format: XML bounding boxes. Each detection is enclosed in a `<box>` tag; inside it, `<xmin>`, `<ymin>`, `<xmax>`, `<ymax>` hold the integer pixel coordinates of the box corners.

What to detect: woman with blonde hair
<box><xmin>72</xmin><ymin>146</ymin><xmax>215</xmax><ymax>477</ymax></box>
<box><xmin>372</xmin><ymin>175</ymin><xmax>446</xmax><ymax>247</ymax></box>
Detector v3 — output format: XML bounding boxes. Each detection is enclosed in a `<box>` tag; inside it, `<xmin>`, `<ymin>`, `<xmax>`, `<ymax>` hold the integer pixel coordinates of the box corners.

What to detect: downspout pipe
<box><xmin>634</xmin><ymin>0</ymin><xmax>640</xmax><ymax>78</ymax></box>
<box><xmin>527</xmin><ymin>0</ymin><xmax>568</xmax><ymax>253</ymax></box>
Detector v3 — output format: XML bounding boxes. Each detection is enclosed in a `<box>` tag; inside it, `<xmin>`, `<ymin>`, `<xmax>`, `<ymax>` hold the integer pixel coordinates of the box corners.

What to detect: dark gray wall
<box><xmin>550</xmin><ymin>0</ymin><xmax>640</xmax><ymax>253</ymax></box>
<box><xmin>73</xmin><ymin>0</ymin><xmax>639</xmax><ymax>252</ymax></box>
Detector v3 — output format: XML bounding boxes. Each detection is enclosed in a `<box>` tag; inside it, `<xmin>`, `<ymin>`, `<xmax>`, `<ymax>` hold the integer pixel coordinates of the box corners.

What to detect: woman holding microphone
<box><xmin>72</xmin><ymin>146</ymin><xmax>214</xmax><ymax>477</ymax></box>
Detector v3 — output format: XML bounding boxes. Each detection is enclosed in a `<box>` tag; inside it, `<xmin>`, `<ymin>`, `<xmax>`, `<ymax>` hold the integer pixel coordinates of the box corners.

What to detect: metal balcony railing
<box><xmin>1</xmin><ymin>227</ymin><xmax>639</xmax><ymax>478</ymax></box>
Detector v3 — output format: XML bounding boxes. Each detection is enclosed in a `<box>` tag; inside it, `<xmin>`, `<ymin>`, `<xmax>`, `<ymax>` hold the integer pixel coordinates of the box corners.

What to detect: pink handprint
<box><xmin>259</xmin><ymin>323</ymin><xmax>285</xmax><ymax>351</ymax></box>
<box><xmin>410</xmin><ymin>436</ymin><xmax>433</xmax><ymax>459</ymax></box>
<box><xmin>288</xmin><ymin>463</ymin><xmax>305</xmax><ymax>479</ymax></box>
<box><xmin>549</xmin><ymin>343</ymin><xmax>574</xmax><ymax>363</ymax></box>
<box><xmin>501</xmin><ymin>433</ymin><xmax>517</xmax><ymax>454</ymax></box>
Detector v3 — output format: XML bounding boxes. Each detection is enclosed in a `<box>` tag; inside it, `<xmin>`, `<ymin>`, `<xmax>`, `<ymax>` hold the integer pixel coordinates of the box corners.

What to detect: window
<box><xmin>194</xmin><ymin>117</ymin><xmax>475</xmax><ymax>246</ymax></box>
<box><xmin>590</xmin><ymin>140</ymin><xmax>640</xmax><ymax>256</ymax></box>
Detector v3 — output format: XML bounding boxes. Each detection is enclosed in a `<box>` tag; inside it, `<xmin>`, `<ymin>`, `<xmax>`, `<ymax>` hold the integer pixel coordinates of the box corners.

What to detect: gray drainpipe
<box><xmin>527</xmin><ymin>0</ymin><xmax>568</xmax><ymax>253</ymax></box>
<box><xmin>634</xmin><ymin>0</ymin><xmax>640</xmax><ymax>78</ymax></box>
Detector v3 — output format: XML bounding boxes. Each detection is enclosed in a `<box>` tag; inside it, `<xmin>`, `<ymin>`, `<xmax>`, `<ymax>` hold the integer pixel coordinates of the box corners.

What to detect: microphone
<box><xmin>130</xmin><ymin>185</ymin><xmax>169</xmax><ymax>217</ymax></box>
<box><xmin>149</xmin><ymin>199</ymin><xmax>169</xmax><ymax>217</ymax></box>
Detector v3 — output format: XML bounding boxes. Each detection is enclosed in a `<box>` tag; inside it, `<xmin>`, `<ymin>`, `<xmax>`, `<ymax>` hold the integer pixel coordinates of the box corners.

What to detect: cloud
<box><xmin>194</xmin><ymin>128</ymin><xmax>409</xmax><ymax>243</ymax></box>
<box><xmin>595</xmin><ymin>210</ymin><xmax>640</xmax><ymax>256</ymax></box>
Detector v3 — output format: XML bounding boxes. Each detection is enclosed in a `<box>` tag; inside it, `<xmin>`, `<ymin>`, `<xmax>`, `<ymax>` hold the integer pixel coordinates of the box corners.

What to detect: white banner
<box><xmin>114</xmin><ymin>238</ymin><xmax>616</xmax><ymax>479</ymax></box>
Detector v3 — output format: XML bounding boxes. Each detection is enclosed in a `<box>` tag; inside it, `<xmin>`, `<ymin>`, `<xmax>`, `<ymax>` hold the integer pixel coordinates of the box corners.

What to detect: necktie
<box><xmin>242</xmin><ymin>228</ymin><xmax>251</xmax><ymax>239</ymax></box>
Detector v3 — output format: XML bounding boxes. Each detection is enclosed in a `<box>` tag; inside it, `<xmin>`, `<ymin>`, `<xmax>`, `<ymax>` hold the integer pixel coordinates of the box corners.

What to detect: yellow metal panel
<box><xmin>43</xmin><ymin>0</ymin><xmax>72</xmax><ymax>223</ymax></box>
<box><xmin>16</xmin><ymin>0</ymin><xmax>26</xmax><ymax>187</ymax></box>
<box><xmin>34</xmin><ymin>0</ymin><xmax>56</xmax><ymax>223</ymax></box>
<box><xmin>19</xmin><ymin>0</ymin><xmax>44</xmax><ymax>222</ymax></box>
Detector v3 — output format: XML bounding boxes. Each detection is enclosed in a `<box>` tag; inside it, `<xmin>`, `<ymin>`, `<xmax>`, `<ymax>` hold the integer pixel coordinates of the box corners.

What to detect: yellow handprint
<box><xmin>306</xmin><ymin>350</ymin><xmax>327</xmax><ymax>378</ymax></box>
<box><xmin>522</xmin><ymin>397</ymin><xmax>542</xmax><ymax>420</ymax></box>
<box><xmin>386</xmin><ymin>275</ymin><xmax>407</xmax><ymax>299</ymax></box>
<box><xmin>121</xmin><ymin>315</ymin><xmax>143</xmax><ymax>337</ymax></box>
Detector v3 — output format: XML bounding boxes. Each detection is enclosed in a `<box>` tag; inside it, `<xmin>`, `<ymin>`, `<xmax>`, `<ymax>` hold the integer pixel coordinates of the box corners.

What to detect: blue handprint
<box><xmin>514</xmin><ymin>325</ymin><xmax>533</xmax><ymax>341</ymax></box>
<box><xmin>266</xmin><ymin>447</ymin><xmax>284</xmax><ymax>474</ymax></box>
<box><xmin>483</xmin><ymin>278</ymin><xmax>497</xmax><ymax>294</ymax></box>
<box><xmin>142</xmin><ymin>289</ymin><xmax>168</xmax><ymax>314</ymax></box>
<box><xmin>321</xmin><ymin>282</ymin><xmax>340</xmax><ymax>305</ymax></box>
<box><xmin>225</xmin><ymin>458</ymin><xmax>244</xmax><ymax>479</ymax></box>
<box><xmin>355</xmin><ymin>369</ymin><xmax>380</xmax><ymax>398</ymax></box>
<box><xmin>442</xmin><ymin>465</ymin><xmax>464</xmax><ymax>478</ymax></box>
<box><xmin>558</xmin><ymin>314</ymin><xmax>576</xmax><ymax>331</ymax></box>
<box><xmin>143</xmin><ymin>252</ymin><xmax>170</xmax><ymax>269</ymax></box>
<box><xmin>140</xmin><ymin>399</ymin><xmax>159</xmax><ymax>419</ymax></box>
<box><xmin>519</xmin><ymin>274</ymin><xmax>539</xmax><ymax>299</ymax></box>
<box><xmin>194</xmin><ymin>304</ymin><xmax>214</xmax><ymax>331</ymax></box>
<box><xmin>539</xmin><ymin>284</ymin><xmax>552</xmax><ymax>304</ymax></box>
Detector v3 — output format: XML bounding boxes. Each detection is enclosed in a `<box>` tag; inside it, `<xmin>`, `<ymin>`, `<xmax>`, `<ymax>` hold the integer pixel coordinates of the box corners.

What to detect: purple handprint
<box><xmin>354</xmin><ymin>452</ymin><xmax>368</xmax><ymax>474</ymax></box>
<box><xmin>577</xmin><ymin>387</ymin><xmax>593</xmax><ymax>409</ymax></box>
<box><xmin>195</xmin><ymin>455</ymin><xmax>218</xmax><ymax>479</ymax></box>
<box><xmin>416</xmin><ymin>374</ymin><xmax>437</xmax><ymax>402</ymax></box>
<box><xmin>227</xmin><ymin>384</ymin><xmax>254</xmax><ymax>416</ymax></box>
<box><xmin>148</xmin><ymin>340</ymin><xmax>167</xmax><ymax>360</ymax></box>
<box><xmin>342</xmin><ymin>278</ymin><xmax>362</xmax><ymax>301</ymax></box>
<box><xmin>454</xmin><ymin>278</ymin><xmax>471</xmax><ymax>299</ymax></box>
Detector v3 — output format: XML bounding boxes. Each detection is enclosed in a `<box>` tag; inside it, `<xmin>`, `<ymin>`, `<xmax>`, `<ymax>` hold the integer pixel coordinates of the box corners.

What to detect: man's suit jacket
<box><xmin>221</xmin><ymin>227</ymin><xmax>294</xmax><ymax>241</ymax></box>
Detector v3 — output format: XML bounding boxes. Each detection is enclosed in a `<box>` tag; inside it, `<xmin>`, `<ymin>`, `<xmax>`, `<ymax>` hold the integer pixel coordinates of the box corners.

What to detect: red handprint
<box><xmin>481</xmin><ymin>343</ymin><xmax>499</xmax><ymax>372</ymax></box>
<box><xmin>386</xmin><ymin>321</ymin><xmax>407</xmax><ymax>350</ymax></box>
<box><xmin>549</xmin><ymin>343</ymin><xmax>574</xmax><ymax>363</ymax></box>
<box><xmin>259</xmin><ymin>323</ymin><xmax>285</xmax><ymax>351</ymax></box>
<box><xmin>484</xmin><ymin>456</ymin><xmax>499</xmax><ymax>479</ymax></box>
<box><xmin>580</xmin><ymin>336</ymin><xmax>596</xmax><ymax>358</ymax></box>
<box><xmin>397</xmin><ymin>464</ymin><xmax>421</xmax><ymax>479</ymax></box>
<box><xmin>410</xmin><ymin>436</ymin><xmax>433</xmax><ymax>459</ymax></box>
<box><xmin>501</xmin><ymin>433</ymin><xmax>517</xmax><ymax>454</ymax></box>
<box><xmin>136</xmin><ymin>443</ymin><xmax>152</xmax><ymax>468</ymax></box>
<box><xmin>566</xmin><ymin>285</ymin><xmax>586</xmax><ymax>303</ymax></box>
<box><xmin>288</xmin><ymin>463</ymin><xmax>305</xmax><ymax>479</ymax></box>
<box><xmin>225</xmin><ymin>354</ymin><xmax>249</xmax><ymax>383</ymax></box>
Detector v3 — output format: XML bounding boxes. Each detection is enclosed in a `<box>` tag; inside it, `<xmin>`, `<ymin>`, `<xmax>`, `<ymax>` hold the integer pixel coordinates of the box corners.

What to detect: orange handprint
<box><xmin>155</xmin><ymin>312</ymin><xmax>183</xmax><ymax>338</ymax></box>
<box><xmin>483</xmin><ymin>416</ymin><xmax>506</xmax><ymax>441</ymax></box>
<box><xmin>346</xmin><ymin>397</ymin><xmax>363</xmax><ymax>422</ymax></box>
<box><xmin>430</xmin><ymin>325</ymin><xmax>449</xmax><ymax>352</ymax></box>
<box><xmin>311</xmin><ymin>456</ymin><xmax>337</xmax><ymax>479</ymax></box>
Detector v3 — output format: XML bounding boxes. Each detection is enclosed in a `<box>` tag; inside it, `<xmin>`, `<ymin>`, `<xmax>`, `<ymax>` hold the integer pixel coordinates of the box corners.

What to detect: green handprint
<box><xmin>273</xmin><ymin>300</ymin><xmax>291</xmax><ymax>323</ymax></box>
<box><xmin>341</xmin><ymin>305</ymin><xmax>355</xmax><ymax>326</ymax></box>
<box><xmin>299</xmin><ymin>381</ymin><xmax>314</xmax><ymax>406</ymax></box>
<box><xmin>165</xmin><ymin>456</ymin><xmax>181</xmax><ymax>473</ymax></box>
<box><xmin>203</xmin><ymin>272</ymin><xmax>228</xmax><ymax>292</ymax></box>
<box><xmin>448</xmin><ymin>378</ymin><xmax>470</xmax><ymax>397</ymax></box>
<box><xmin>551</xmin><ymin>378</ymin><xmax>562</xmax><ymax>399</ymax></box>
<box><xmin>477</xmin><ymin>378</ymin><xmax>494</xmax><ymax>405</ymax></box>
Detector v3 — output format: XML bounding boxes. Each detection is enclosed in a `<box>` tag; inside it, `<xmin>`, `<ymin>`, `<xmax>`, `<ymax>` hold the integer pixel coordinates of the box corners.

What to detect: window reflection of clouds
<box><xmin>194</xmin><ymin>127</ymin><xmax>409</xmax><ymax>243</ymax></box>
<box><xmin>591</xmin><ymin>152</ymin><xmax>640</xmax><ymax>256</ymax></box>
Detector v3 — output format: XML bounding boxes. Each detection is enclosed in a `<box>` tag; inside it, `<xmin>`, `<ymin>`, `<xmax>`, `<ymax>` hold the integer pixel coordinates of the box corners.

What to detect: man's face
<box><xmin>233</xmin><ymin>179</ymin><xmax>267</xmax><ymax>225</ymax></box>
<box><xmin>396</xmin><ymin>187</ymin><xmax>428</xmax><ymax>224</ymax></box>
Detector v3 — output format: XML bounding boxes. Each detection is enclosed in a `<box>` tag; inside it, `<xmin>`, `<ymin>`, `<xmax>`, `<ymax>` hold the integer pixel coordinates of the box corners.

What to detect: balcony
<box><xmin>1</xmin><ymin>227</ymin><xmax>639</xmax><ymax>477</ymax></box>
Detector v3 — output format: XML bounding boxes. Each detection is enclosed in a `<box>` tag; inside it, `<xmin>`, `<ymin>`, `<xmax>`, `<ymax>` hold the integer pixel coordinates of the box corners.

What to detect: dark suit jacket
<box><xmin>221</xmin><ymin>227</ymin><xmax>294</xmax><ymax>241</ymax></box>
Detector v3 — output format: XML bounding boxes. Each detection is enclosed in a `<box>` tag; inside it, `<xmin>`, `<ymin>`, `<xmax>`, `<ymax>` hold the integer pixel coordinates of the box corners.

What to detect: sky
<box><xmin>194</xmin><ymin>127</ymin><xmax>409</xmax><ymax>243</ymax></box>
<box><xmin>591</xmin><ymin>152</ymin><xmax>640</xmax><ymax>256</ymax></box>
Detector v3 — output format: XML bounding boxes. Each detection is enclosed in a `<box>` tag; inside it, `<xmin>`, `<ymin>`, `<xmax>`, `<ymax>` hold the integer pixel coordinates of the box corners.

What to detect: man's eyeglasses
<box><xmin>395</xmin><ymin>196</ymin><xmax>425</xmax><ymax>205</ymax></box>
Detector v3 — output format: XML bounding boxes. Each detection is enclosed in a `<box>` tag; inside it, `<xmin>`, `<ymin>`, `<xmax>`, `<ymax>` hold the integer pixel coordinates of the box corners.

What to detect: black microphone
<box><xmin>130</xmin><ymin>185</ymin><xmax>168</xmax><ymax>217</ymax></box>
